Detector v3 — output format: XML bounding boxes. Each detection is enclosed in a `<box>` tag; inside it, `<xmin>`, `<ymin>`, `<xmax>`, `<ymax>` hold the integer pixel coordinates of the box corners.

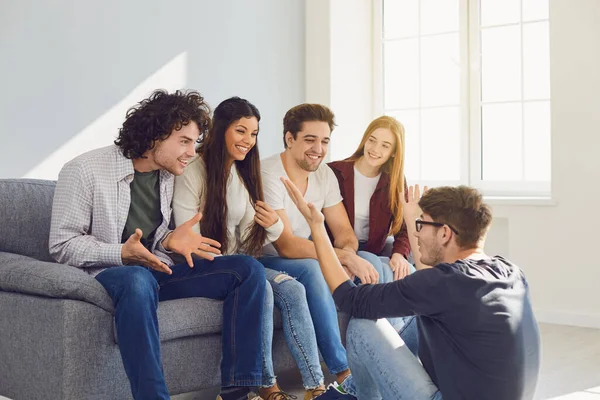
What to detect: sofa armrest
<box><xmin>0</xmin><ymin>252</ymin><xmax>113</xmax><ymax>313</ymax></box>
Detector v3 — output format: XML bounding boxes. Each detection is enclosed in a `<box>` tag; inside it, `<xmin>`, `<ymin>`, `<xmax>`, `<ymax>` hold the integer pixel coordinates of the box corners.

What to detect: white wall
<box><xmin>0</xmin><ymin>0</ymin><xmax>305</xmax><ymax>179</ymax></box>
<box><xmin>307</xmin><ymin>0</ymin><xmax>600</xmax><ymax>328</ymax></box>
<box><xmin>490</xmin><ymin>0</ymin><xmax>600</xmax><ymax>328</ymax></box>
<box><xmin>305</xmin><ymin>0</ymin><xmax>373</xmax><ymax>161</ymax></box>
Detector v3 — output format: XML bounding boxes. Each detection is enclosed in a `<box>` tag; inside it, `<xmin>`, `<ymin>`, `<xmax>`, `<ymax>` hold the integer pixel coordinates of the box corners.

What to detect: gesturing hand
<box><xmin>400</xmin><ymin>184</ymin><xmax>429</xmax><ymax>224</ymax></box>
<box><xmin>280</xmin><ymin>177</ymin><xmax>325</xmax><ymax>226</ymax></box>
<box><xmin>162</xmin><ymin>212</ymin><xmax>222</xmax><ymax>267</ymax></box>
<box><xmin>122</xmin><ymin>228</ymin><xmax>172</xmax><ymax>274</ymax></box>
<box><xmin>254</xmin><ymin>200</ymin><xmax>280</xmax><ymax>229</ymax></box>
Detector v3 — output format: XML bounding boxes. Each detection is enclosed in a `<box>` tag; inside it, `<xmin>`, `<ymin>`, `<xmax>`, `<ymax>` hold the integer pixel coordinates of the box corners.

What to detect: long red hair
<box><xmin>349</xmin><ymin>116</ymin><xmax>406</xmax><ymax>235</ymax></box>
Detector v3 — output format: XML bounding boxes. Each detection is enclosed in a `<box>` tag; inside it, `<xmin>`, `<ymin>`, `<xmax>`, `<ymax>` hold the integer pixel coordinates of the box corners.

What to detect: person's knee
<box><xmin>357</xmin><ymin>250</ymin><xmax>382</xmax><ymax>268</ymax></box>
<box><xmin>119</xmin><ymin>266</ymin><xmax>159</xmax><ymax>301</ymax></box>
<box><xmin>347</xmin><ymin>318</ymin><xmax>378</xmax><ymax>346</ymax></box>
<box><xmin>229</xmin><ymin>255</ymin><xmax>266</xmax><ymax>282</ymax></box>
<box><xmin>271</xmin><ymin>273</ymin><xmax>307</xmax><ymax>306</ymax></box>
<box><xmin>264</xmin><ymin>280</ymin><xmax>274</xmax><ymax>310</ymax></box>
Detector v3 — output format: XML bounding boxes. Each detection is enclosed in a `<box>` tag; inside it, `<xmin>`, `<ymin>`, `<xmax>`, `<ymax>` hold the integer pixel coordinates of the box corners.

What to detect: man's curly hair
<box><xmin>114</xmin><ymin>89</ymin><xmax>211</xmax><ymax>159</ymax></box>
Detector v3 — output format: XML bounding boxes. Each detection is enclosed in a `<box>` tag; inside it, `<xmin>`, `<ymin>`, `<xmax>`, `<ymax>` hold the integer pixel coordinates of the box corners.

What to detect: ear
<box><xmin>439</xmin><ymin>226</ymin><xmax>453</xmax><ymax>246</ymax></box>
<box><xmin>285</xmin><ymin>131</ymin><xmax>294</xmax><ymax>147</ymax></box>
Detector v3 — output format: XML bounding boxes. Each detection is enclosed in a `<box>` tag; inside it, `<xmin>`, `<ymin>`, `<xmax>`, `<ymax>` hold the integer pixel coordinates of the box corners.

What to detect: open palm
<box><xmin>280</xmin><ymin>177</ymin><xmax>325</xmax><ymax>226</ymax></box>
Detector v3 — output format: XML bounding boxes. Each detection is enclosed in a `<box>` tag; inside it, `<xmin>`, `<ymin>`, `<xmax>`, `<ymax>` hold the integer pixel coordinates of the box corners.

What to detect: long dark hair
<box><xmin>115</xmin><ymin>89</ymin><xmax>211</xmax><ymax>159</ymax></box>
<box><xmin>197</xmin><ymin>97</ymin><xmax>267</xmax><ymax>256</ymax></box>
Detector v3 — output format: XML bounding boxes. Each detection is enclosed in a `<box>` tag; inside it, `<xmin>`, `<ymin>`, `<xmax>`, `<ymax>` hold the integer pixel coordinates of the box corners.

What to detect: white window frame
<box><xmin>373</xmin><ymin>0</ymin><xmax>551</xmax><ymax>198</ymax></box>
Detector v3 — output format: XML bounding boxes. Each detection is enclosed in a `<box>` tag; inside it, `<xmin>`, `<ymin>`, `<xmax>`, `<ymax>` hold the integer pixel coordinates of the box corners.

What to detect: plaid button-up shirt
<box><xmin>49</xmin><ymin>145</ymin><xmax>174</xmax><ymax>276</ymax></box>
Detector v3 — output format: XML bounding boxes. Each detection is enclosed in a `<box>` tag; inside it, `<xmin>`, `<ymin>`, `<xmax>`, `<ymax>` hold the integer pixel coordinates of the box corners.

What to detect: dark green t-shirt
<box><xmin>121</xmin><ymin>170</ymin><xmax>162</xmax><ymax>250</ymax></box>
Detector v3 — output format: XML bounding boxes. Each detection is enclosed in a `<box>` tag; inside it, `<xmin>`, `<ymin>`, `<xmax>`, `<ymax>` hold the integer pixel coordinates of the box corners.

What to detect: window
<box><xmin>375</xmin><ymin>0</ymin><xmax>551</xmax><ymax>197</ymax></box>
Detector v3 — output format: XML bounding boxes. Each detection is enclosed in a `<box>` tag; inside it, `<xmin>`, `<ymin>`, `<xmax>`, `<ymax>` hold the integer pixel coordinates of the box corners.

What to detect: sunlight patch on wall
<box><xmin>23</xmin><ymin>52</ymin><xmax>188</xmax><ymax>180</ymax></box>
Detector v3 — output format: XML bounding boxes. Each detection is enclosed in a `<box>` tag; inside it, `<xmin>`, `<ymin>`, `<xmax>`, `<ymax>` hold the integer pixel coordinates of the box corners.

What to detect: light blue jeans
<box><xmin>261</xmin><ymin>268</ymin><xmax>325</xmax><ymax>390</ymax></box>
<box><xmin>258</xmin><ymin>256</ymin><xmax>349</xmax><ymax>375</ymax></box>
<box><xmin>345</xmin><ymin>318</ymin><xmax>442</xmax><ymax>400</ymax></box>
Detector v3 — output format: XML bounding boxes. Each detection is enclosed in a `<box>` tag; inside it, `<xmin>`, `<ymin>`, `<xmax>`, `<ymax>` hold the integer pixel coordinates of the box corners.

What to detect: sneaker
<box><xmin>312</xmin><ymin>384</ymin><xmax>356</xmax><ymax>399</ymax></box>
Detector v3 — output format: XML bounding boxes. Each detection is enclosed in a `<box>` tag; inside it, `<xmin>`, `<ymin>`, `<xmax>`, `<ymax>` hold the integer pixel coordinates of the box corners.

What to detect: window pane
<box><xmin>384</xmin><ymin>0</ymin><xmax>419</xmax><ymax>39</ymax></box>
<box><xmin>481</xmin><ymin>25</ymin><xmax>522</xmax><ymax>102</ymax></box>
<box><xmin>420</xmin><ymin>107</ymin><xmax>460</xmax><ymax>180</ymax></box>
<box><xmin>480</xmin><ymin>0</ymin><xmax>520</xmax><ymax>27</ymax></box>
<box><xmin>523</xmin><ymin>0</ymin><xmax>549</xmax><ymax>21</ymax></box>
<box><xmin>390</xmin><ymin>110</ymin><xmax>420</xmax><ymax>180</ymax></box>
<box><xmin>421</xmin><ymin>33</ymin><xmax>460</xmax><ymax>107</ymax></box>
<box><xmin>482</xmin><ymin>103</ymin><xmax>523</xmax><ymax>181</ymax></box>
<box><xmin>420</xmin><ymin>0</ymin><xmax>459</xmax><ymax>35</ymax></box>
<box><xmin>523</xmin><ymin>21</ymin><xmax>550</xmax><ymax>99</ymax></box>
<box><xmin>524</xmin><ymin>101</ymin><xmax>550</xmax><ymax>181</ymax></box>
<box><xmin>384</xmin><ymin>39</ymin><xmax>420</xmax><ymax>109</ymax></box>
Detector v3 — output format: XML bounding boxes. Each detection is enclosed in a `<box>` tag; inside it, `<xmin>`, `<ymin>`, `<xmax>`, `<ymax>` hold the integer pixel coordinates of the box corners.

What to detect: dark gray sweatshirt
<box><xmin>333</xmin><ymin>256</ymin><xmax>540</xmax><ymax>400</ymax></box>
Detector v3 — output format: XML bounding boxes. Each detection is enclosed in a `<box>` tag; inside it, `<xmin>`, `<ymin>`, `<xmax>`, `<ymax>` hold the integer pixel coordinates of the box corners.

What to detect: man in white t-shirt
<box><xmin>259</xmin><ymin>103</ymin><xmax>388</xmax><ymax>397</ymax></box>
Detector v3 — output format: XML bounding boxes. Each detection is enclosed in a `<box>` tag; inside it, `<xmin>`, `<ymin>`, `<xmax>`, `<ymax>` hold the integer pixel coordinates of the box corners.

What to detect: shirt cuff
<box><xmin>156</xmin><ymin>230</ymin><xmax>175</xmax><ymax>254</ymax></box>
<box><xmin>266</xmin><ymin>218</ymin><xmax>284</xmax><ymax>243</ymax></box>
<box><xmin>100</xmin><ymin>243</ymin><xmax>125</xmax><ymax>266</ymax></box>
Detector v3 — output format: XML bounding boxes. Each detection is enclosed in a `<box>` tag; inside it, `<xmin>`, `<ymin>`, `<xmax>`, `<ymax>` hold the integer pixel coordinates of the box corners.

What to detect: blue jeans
<box><xmin>258</xmin><ymin>256</ymin><xmax>349</xmax><ymax>375</ymax></box>
<box><xmin>345</xmin><ymin>318</ymin><xmax>442</xmax><ymax>400</ymax></box>
<box><xmin>95</xmin><ymin>255</ymin><xmax>266</xmax><ymax>400</ymax></box>
<box><xmin>261</xmin><ymin>268</ymin><xmax>325</xmax><ymax>389</ymax></box>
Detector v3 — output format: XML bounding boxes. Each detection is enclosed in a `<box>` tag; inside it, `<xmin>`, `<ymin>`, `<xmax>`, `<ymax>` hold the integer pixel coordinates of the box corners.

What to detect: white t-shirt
<box><xmin>353</xmin><ymin>167</ymin><xmax>381</xmax><ymax>242</ymax></box>
<box><xmin>172</xmin><ymin>156</ymin><xmax>283</xmax><ymax>255</ymax></box>
<box><xmin>261</xmin><ymin>153</ymin><xmax>343</xmax><ymax>255</ymax></box>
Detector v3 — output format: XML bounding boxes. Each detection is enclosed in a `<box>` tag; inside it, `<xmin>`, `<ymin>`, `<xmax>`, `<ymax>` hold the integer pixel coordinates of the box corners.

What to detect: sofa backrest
<box><xmin>0</xmin><ymin>179</ymin><xmax>56</xmax><ymax>262</ymax></box>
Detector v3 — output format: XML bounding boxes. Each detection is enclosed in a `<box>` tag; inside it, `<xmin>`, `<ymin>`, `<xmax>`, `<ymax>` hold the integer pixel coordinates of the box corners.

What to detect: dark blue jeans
<box><xmin>96</xmin><ymin>255</ymin><xmax>266</xmax><ymax>400</ymax></box>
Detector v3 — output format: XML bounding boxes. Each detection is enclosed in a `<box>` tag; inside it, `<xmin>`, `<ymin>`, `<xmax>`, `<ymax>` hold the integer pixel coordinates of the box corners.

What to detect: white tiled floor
<box><xmin>3</xmin><ymin>323</ymin><xmax>600</xmax><ymax>399</ymax></box>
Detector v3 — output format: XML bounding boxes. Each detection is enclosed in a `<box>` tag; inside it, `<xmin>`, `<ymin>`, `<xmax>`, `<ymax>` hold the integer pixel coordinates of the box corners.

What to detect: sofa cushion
<box><xmin>0</xmin><ymin>252</ymin><xmax>114</xmax><ymax>312</ymax></box>
<box><xmin>0</xmin><ymin>179</ymin><xmax>56</xmax><ymax>262</ymax></box>
<box><xmin>113</xmin><ymin>297</ymin><xmax>286</xmax><ymax>343</ymax></box>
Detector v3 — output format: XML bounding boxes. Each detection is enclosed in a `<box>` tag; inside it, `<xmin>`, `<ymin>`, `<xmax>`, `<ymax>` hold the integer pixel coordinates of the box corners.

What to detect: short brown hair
<box><xmin>418</xmin><ymin>186</ymin><xmax>492</xmax><ymax>249</ymax></box>
<box><xmin>282</xmin><ymin>103</ymin><xmax>336</xmax><ymax>148</ymax></box>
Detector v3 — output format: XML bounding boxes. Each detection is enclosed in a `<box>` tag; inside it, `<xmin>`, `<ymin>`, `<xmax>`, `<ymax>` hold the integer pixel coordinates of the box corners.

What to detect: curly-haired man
<box><xmin>49</xmin><ymin>90</ymin><xmax>266</xmax><ymax>400</ymax></box>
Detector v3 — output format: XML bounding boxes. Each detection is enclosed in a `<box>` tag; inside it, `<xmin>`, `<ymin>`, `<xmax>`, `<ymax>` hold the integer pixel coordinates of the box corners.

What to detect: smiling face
<box><xmin>224</xmin><ymin>116</ymin><xmax>259</xmax><ymax>163</ymax></box>
<box><xmin>151</xmin><ymin>121</ymin><xmax>200</xmax><ymax>175</ymax></box>
<box><xmin>362</xmin><ymin>127</ymin><xmax>396</xmax><ymax>170</ymax></box>
<box><xmin>414</xmin><ymin>213</ymin><xmax>446</xmax><ymax>266</ymax></box>
<box><xmin>285</xmin><ymin>120</ymin><xmax>331</xmax><ymax>172</ymax></box>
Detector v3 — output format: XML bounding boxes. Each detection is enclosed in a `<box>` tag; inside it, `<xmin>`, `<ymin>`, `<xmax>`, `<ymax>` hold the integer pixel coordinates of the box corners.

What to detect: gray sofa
<box><xmin>0</xmin><ymin>179</ymin><xmax>350</xmax><ymax>400</ymax></box>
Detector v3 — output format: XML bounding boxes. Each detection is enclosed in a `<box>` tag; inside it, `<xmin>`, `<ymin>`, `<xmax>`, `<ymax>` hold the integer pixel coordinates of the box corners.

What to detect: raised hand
<box><xmin>400</xmin><ymin>184</ymin><xmax>429</xmax><ymax>223</ymax></box>
<box><xmin>162</xmin><ymin>212</ymin><xmax>222</xmax><ymax>267</ymax></box>
<box><xmin>254</xmin><ymin>200</ymin><xmax>280</xmax><ymax>229</ymax></box>
<box><xmin>280</xmin><ymin>177</ymin><xmax>325</xmax><ymax>226</ymax></box>
<box><xmin>122</xmin><ymin>228</ymin><xmax>172</xmax><ymax>274</ymax></box>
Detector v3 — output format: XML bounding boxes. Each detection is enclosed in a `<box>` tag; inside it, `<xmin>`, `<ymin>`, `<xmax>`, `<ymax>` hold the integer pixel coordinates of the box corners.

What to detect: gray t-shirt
<box><xmin>121</xmin><ymin>170</ymin><xmax>162</xmax><ymax>249</ymax></box>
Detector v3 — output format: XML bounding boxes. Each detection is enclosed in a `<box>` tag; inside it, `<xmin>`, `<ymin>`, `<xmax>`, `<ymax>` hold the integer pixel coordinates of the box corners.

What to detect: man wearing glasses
<box><xmin>280</xmin><ymin>181</ymin><xmax>541</xmax><ymax>400</ymax></box>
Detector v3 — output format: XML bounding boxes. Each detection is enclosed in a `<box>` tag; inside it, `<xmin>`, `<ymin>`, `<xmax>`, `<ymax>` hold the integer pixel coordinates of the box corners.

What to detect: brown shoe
<box><xmin>304</xmin><ymin>386</ymin><xmax>326</xmax><ymax>400</ymax></box>
<box><xmin>265</xmin><ymin>391</ymin><xmax>297</xmax><ymax>400</ymax></box>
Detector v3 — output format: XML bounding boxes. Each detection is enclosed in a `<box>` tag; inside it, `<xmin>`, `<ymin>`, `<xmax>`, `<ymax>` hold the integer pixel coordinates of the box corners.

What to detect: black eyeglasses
<box><xmin>415</xmin><ymin>218</ymin><xmax>459</xmax><ymax>235</ymax></box>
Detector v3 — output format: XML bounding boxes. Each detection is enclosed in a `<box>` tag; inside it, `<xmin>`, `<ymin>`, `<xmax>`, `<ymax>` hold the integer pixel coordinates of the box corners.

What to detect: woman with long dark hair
<box><xmin>173</xmin><ymin>97</ymin><xmax>329</xmax><ymax>399</ymax></box>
